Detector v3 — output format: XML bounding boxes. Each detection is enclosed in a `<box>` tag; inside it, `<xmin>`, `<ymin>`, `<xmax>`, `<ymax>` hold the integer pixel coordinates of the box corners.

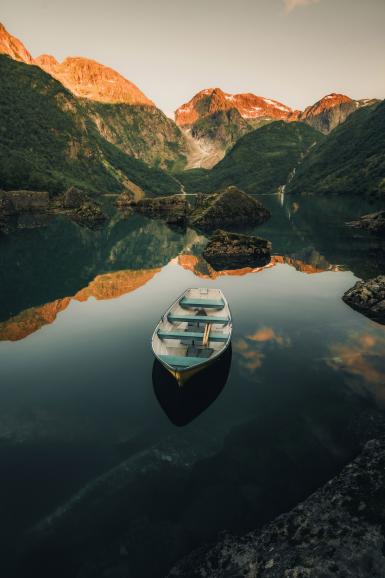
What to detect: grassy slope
<box><xmin>287</xmin><ymin>101</ymin><xmax>385</xmax><ymax>195</ymax></box>
<box><xmin>0</xmin><ymin>55</ymin><xmax>180</xmax><ymax>196</ymax></box>
<box><xmin>178</xmin><ymin>121</ymin><xmax>323</xmax><ymax>194</ymax></box>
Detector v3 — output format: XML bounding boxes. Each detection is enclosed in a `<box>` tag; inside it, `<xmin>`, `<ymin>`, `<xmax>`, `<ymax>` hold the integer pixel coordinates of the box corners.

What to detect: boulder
<box><xmin>62</xmin><ymin>186</ymin><xmax>87</xmax><ymax>209</ymax></box>
<box><xmin>347</xmin><ymin>211</ymin><xmax>385</xmax><ymax>235</ymax></box>
<box><xmin>168</xmin><ymin>439</ymin><xmax>385</xmax><ymax>578</ymax></box>
<box><xmin>203</xmin><ymin>229</ymin><xmax>271</xmax><ymax>270</ymax></box>
<box><xmin>189</xmin><ymin>186</ymin><xmax>270</xmax><ymax>232</ymax></box>
<box><xmin>70</xmin><ymin>201</ymin><xmax>107</xmax><ymax>230</ymax></box>
<box><xmin>343</xmin><ymin>275</ymin><xmax>385</xmax><ymax>324</ymax></box>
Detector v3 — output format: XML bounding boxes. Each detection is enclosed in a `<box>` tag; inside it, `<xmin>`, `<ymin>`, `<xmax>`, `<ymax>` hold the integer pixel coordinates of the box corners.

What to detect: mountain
<box><xmin>178</xmin><ymin>121</ymin><xmax>323</xmax><ymax>195</ymax></box>
<box><xmin>0</xmin><ymin>22</ymin><xmax>33</xmax><ymax>63</ymax></box>
<box><xmin>287</xmin><ymin>100</ymin><xmax>385</xmax><ymax>196</ymax></box>
<box><xmin>0</xmin><ymin>55</ymin><xmax>181</xmax><ymax>195</ymax></box>
<box><xmin>175</xmin><ymin>87</ymin><xmax>299</xmax><ymax>126</ymax></box>
<box><xmin>35</xmin><ymin>54</ymin><xmax>154</xmax><ymax>106</ymax></box>
<box><xmin>175</xmin><ymin>89</ymin><xmax>378</xmax><ymax>168</ymax></box>
<box><xmin>299</xmin><ymin>93</ymin><xmax>378</xmax><ymax>134</ymax></box>
<box><xmin>0</xmin><ymin>23</ymin><xmax>188</xmax><ymax>171</ymax></box>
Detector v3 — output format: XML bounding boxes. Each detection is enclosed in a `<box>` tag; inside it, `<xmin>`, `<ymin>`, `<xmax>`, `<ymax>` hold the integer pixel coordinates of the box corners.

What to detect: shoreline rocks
<box><xmin>203</xmin><ymin>229</ymin><xmax>271</xmax><ymax>270</ymax></box>
<box><xmin>347</xmin><ymin>211</ymin><xmax>385</xmax><ymax>236</ymax></box>
<box><xmin>115</xmin><ymin>186</ymin><xmax>271</xmax><ymax>233</ymax></box>
<box><xmin>0</xmin><ymin>187</ymin><xmax>107</xmax><ymax>231</ymax></box>
<box><xmin>168</xmin><ymin>438</ymin><xmax>385</xmax><ymax>578</ymax></box>
<box><xmin>343</xmin><ymin>275</ymin><xmax>385</xmax><ymax>324</ymax></box>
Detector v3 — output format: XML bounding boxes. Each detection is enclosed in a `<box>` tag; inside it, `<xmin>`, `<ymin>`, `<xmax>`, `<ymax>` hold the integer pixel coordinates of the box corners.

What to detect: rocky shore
<box><xmin>347</xmin><ymin>211</ymin><xmax>385</xmax><ymax>235</ymax></box>
<box><xmin>116</xmin><ymin>186</ymin><xmax>271</xmax><ymax>232</ymax></box>
<box><xmin>0</xmin><ymin>187</ymin><xmax>107</xmax><ymax>230</ymax></box>
<box><xmin>169</xmin><ymin>437</ymin><xmax>385</xmax><ymax>578</ymax></box>
<box><xmin>203</xmin><ymin>229</ymin><xmax>271</xmax><ymax>270</ymax></box>
<box><xmin>343</xmin><ymin>275</ymin><xmax>385</xmax><ymax>324</ymax></box>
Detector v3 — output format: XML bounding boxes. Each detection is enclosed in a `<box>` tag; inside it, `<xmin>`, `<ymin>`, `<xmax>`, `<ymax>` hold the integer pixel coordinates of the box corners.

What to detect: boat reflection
<box><xmin>152</xmin><ymin>344</ymin><xmax>232</xmax><ymax>427</ymax></box>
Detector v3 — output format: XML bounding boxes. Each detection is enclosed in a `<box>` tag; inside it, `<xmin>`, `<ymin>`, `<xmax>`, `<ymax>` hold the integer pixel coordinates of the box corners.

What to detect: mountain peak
<box><xmin>0</xmin><ymin>22</ymin><xmax>34</xmax><ymax>64</ymax></box>
<box><xmin>36</xmin><ymin>55</ymin><xmax>154</xmax><ymax>106</ymax></box>
<box><xmin>175</xmin><ymin>88</ymin><xmax>297</xmax><ymax>126</ymax></box>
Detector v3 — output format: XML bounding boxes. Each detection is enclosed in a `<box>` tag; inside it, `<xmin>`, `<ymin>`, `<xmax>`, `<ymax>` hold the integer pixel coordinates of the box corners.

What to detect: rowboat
<box><xmin>152</xmin><ymin>288</ymin><xmax>232</xmax><ymax>386</ymax></box>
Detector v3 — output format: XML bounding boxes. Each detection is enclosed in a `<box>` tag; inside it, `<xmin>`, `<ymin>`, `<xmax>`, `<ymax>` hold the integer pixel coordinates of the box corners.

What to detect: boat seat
<box><xmin>186</xmin><ymin>345</ymin><xmax>214</xmax><ymax>358</ymax></box>
<box><xmin>168</xmin><ymin>314</ymin><xmax>229</xmax><ymax>324</ymax></box>
<box><xmin>157</xmin><ymin>329</ymin><xmax>228</xmax><ymax>342</ymax></box>
<box><xmin>158</xmin><ymin>355</ymin><xmax>206</xmax><ymax>368</ymax></box>
<box><xmin>180</xmin><ymin>297</ymin><xmax>224</xmax><ymax>309</ymax></box>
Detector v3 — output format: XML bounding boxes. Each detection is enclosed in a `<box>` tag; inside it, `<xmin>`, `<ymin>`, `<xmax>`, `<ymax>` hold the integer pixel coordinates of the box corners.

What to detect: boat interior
<box><xmin>153</xmin><ymin>288</ymin><xmax>231</xmax><ymax>368</ymax></box>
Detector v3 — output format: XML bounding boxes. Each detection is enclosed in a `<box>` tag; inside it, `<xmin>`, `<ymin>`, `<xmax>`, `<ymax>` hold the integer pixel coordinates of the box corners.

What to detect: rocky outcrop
<box><xmin>119</xmin><ymin>187</ymin><xmax>271</xmax><ymax>233</ymax></box>
<box><xmin>189</xmin><ymin>186</ymin><xmax>271</xmax><ymax>232</ymax></box>
<box><xmin>69</xmin><ymin>200</ymin><xmax>106</xmax><ymax>230</ymax></box>
<box><xmin>347</xmin><ymin>211</ymin><xmax>385</xmax><ymax>235</ymax></box>
<box><xmin>62</xmin><ymin>186</ymin><xmax>87</xmax><ymax>209</ymax></box>
<box><xmin>203</xmin><ymin>230</ymin><xmax>271</xmax><ymax>270</ymax></box>
<box><xmin>343</xmin><ymin>275</ymin><xmax>385</xmax><ymax>324</ymax></box>
<box><xmin>169</xmin><ymin>438</ymin><xmax>385</xmax><ymax>578</ymax></box>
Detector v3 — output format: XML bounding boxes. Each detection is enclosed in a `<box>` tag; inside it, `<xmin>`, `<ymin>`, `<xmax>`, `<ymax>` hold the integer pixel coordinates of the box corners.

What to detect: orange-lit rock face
<box><xmin>0</xmin><ymin>269</ymin><xmax>160</xmax><ymax>342</ymax></box>
<box><xmin>35</xmin><ymin>55</ymin><xmax>154</xmax><ymax>105</ymax></box>
<box><xmin>300</xmin><ymin>93</ymin><xmax>354</xmax><ymax>119</ymax></box>
<box><xmin>0</xmin><ymin>22</ymin><xmax>34</xmax><ymax>63</ymax></box>
<box><xmin>175</xmin><ymin>88</ymin><xmax>299</xmax><ymax>126</ymax></box>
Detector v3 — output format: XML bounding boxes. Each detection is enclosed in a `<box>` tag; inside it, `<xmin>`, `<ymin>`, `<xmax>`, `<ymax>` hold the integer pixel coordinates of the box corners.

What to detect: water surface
<box><xmin>0</xmin><ymin>192</ymin><xmax>384</xmax><ymax>577</ymax></box>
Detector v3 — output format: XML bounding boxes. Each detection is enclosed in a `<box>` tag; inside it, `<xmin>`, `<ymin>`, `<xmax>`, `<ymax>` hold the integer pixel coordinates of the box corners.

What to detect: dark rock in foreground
<box><xmin>347</xmin><ymin>211</ymin><xmax>385</xmax><ymax>235</ymax></box>
<box><xmin>168</xmin><ymin>439</ymin><xmax>385</xmax><ymax>578</ymax></box>
<box><xmin>69</xmin><ymin>200</ymin><xmax>107</xmax><ymax>230</ymax></box>
<box><xmin>203</xmin><ymin>229</ymin><xmax>271</xmax><ymax>270</ymax></box>
<box><xmin>343</xmin><ymin>275</ymin><xmax>385</xmax><ymax>324</ymax></box>
<box><xmin>189</xmin><ymin>186</ymin><xmax>270</xmax><ymax>232</ymax></box>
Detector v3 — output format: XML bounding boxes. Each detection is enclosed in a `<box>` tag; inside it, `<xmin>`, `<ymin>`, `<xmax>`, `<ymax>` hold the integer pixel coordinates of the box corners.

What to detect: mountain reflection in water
<box><xmin>153</xmin><ymin>345</ymin><xmax>232</xmax><ymax>426</ymax></box>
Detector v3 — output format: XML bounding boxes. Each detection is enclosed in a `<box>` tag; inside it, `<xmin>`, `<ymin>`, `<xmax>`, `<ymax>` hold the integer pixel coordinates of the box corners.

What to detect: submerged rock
<box><xmin>347</xmin><ymin>211</ymin><xmax>385</xmax><ymax>236</ymax></box>
<box><xmin>168</xmin><ymin>439</ymin><xmax>385</xmax><ymax>578</ymax></box>
<box><xmin>343</xmin><ymin>275</ymin><xmax>385</xmax><ymax>324</ymax></box>
<box><xmin>203</xmin><ymin>229</ymin><xmax>271</xmax><ymax>270</ymax></box>
<box><xmin>189</xmin><ymin>186</ymin><xmax>270</xmax><ymax>232</ymax></box>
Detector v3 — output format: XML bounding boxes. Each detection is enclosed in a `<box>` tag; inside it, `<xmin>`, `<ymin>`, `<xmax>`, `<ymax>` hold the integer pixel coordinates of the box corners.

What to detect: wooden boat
<box><xmin>152</xmin><ymin>288</ymin><xmax>232</xmax><ymax>386</ymax></box>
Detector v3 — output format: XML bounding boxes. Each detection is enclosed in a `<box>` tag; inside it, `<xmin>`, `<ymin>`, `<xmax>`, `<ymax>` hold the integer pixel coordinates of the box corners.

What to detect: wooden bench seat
<box><xmin>168</xmin><ymin>314</ymin><xmax>229</xmax><ymax>324</ymax></box>
<box><xmin>157</xmin><ymin>330</ymin><xmax>228</xmax><ymax>342</ymax></box>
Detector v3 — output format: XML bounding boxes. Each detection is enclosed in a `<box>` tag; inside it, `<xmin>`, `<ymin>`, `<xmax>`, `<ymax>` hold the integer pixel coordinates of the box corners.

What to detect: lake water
<box><xmin>0</xmin><ymin>192</ymin><xmax>384</xmax><ymax>577</ymax></box>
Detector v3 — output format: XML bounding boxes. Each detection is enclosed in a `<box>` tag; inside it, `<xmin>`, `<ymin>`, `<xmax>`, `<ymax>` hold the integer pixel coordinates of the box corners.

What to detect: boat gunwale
<box><xmin>152</xmin><ymin>287</ymin><xmax>232</xmax><ymax>374</ymax></box>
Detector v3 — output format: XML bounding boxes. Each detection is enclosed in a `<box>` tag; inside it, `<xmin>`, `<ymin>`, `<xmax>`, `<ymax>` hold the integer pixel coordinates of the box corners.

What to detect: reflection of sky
<box><xmin>327</xmin><ymin>327</ymin><xmax>385</xmax><ymax>405</ymax></box>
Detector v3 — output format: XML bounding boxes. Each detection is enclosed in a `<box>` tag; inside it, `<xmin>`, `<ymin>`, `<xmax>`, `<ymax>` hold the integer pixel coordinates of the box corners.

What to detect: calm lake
<box><xmin>0</xmin><ymin>192</ymin><xmax>384</xmax><ymax>577</ymax></box>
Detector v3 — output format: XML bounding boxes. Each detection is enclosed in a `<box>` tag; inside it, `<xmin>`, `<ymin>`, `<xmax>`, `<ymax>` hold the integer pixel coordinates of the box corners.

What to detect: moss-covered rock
<box><xmin>203</xmin><ymin>229</ymin><xmax>271</xmax><ymax>270</ymax></box>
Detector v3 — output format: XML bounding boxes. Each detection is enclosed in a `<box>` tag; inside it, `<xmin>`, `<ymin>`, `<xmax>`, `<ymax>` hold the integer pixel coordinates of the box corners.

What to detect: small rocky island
<box><xmin>116</xmin><ymin>186</ymin><xmax>271</xmax><ymax>232</ymax></box>
<box><xmin>343</xmin><ymin>275</ymin><xmax>385</xmax><ymax>324</ymax></box>
<box><xmin>203</xmin><ymin>229</ymin><xmax>271</xmax><ymax>270</ymax></box>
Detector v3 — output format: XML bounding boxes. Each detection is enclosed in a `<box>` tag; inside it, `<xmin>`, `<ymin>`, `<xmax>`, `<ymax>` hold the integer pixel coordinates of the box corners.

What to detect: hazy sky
<box><xmin>2</xmin><ymin>0</ymin><xmax>385</xmax><ymax>113</ymax></box>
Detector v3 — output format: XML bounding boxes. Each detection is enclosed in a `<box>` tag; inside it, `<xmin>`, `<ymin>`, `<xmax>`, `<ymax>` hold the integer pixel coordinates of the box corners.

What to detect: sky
<box><xmin>2</xmin><ymin>0</ymin><xmax>385</xmax><ymax>114</ymax></box>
